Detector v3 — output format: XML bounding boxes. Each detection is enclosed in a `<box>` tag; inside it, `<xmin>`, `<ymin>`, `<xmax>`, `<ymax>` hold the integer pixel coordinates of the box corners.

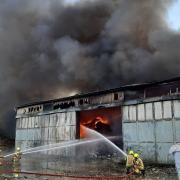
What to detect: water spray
<box><xmin>85</xmin><ymin>126</ymin><xmax>127</xmax><ymax>157</ymax></box>
<box><xmin>4</xmin><ymin>127</ymin><xmax>127</xmax><ymax>157</ymax></box>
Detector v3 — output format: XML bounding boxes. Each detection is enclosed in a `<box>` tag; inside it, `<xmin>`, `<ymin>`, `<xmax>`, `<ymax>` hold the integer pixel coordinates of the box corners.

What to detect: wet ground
<box><xmin>0</xmin><ymin>156</ymin><xmax>178</xmax><ymax>180</ymax></box>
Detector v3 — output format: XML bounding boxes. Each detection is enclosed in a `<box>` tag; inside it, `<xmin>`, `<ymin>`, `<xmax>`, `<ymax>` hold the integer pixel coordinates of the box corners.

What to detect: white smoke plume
<box><xmin>0</xmin><ymin>0</ymin><xmax>179</xmax><ymax>137</ymax></box>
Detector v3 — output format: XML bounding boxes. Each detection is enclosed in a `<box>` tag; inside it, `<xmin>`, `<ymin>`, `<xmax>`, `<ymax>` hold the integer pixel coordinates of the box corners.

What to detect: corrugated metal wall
<box><xmin>16</xmin><ymin>111</ymin><xmax>77</xmax><ymax>154</ymax></box>
<box><xmin>123</xmin><ymin>100</ymin><xmax>180</xmax><ymax>164</ymax></box>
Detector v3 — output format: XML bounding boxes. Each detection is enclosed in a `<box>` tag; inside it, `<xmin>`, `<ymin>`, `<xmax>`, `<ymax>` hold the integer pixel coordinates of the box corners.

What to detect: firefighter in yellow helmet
<box><xmin>12</xmin><ymin>147</ymin><xmax>22</xmax><ymax>178</ymax></box>
<box><xmin>126</xmin><ymin>150</ymin><xmax>135</xmax><ymax>174</ymax></box>
<box><xmin>13</xmin><ymin>147</ymin><xmax>22</xmax><ymax>164</ymax></box>
<box><xmin>13</xmin><ymin>147</ymin><xmax>22</xmax><ymax>165</ymax></box>
<box><xmin>133</xmin><ymin>153</ymin><xmax>145</xmax><ymax>176</ymax></box>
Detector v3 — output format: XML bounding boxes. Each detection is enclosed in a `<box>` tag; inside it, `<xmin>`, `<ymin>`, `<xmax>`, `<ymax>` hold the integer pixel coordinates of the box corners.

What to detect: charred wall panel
<box><xmin>145</xmin><ymin>82</ymin><xmax>180</xmax><ymax>98</ymax></box>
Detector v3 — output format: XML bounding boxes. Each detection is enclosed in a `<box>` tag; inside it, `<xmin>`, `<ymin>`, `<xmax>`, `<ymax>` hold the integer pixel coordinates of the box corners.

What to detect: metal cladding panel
<box><xmin>71</xmin><ymin>112</ymin><xmax>76</xmax><ymax>125</ymax></box>
<box><xmin>163</xmin><ymin>101</ymin><xmax>172</xmax><ymax>119</ymax></box>
<box><xmin>67</xmin><ymin>112</ymin><xmax>76</xmax><ymax>125</ymax></box>
<box><xmin>31</xmin><ymin>117</ymin><xmax>35</xmax><ymax>128</ymax></box>
<box><xmin>156</xmin><ymin>121</ymin><xmax>173</xmax><ymax>143</ymax></box>
<box><xmin>70</xmin><ymin>126</ymin><xmax>76</xmax><ymax>140</ymax></box>
<box><xmin>27</xmin><ymin>117</ymin><xmax>32</xmax><ymax>128</ymax></box>
<box><xmin>122</xmin><ymin>106</ymin><xmax>129</xmax><ymax>121</ymax></box>
<box><xmin>40</xmin><ymin>115</ymin><xmax>45</xmax><ymax>127</ymax></box>
<box><xmin>145</xmin><ymin>103</ymin><xmax>153</xmax><ymax>120</ymax></box>
<box><xmin>156</xmin><ymin>143</ymin><xmax>174</xmax><ymax>164</ymax></box>
<box><xmin>154</xmin><ymin>102</ymin><xmax>163</xmax><ymax>120</ymax></box>
<box><xmin>44</xmin><ymin>115</ymin><xmax>50</xmax><ymax>127</ymax></box>
<box><xmin>17</xmin><ymin>129</ymin><xmax>29</xmax><ymax>141</ymax></box>
<box><xmin>174</xmin><ymin>100</ymin><xmax>180</xmax><ymax>118</ymax></box>
<box><xmin>45</xmin><ymin>128</ymin><xmax>49</xmax><ymax>141</ymax></box>
<box><xmin>16</xmin><ymin>111</ymin><xmax>77</xmax><ymax>155</ymax></box>
<box><xmin>129</xmin><ymin>106</ymin><xmax>136</xmax><ymax>121</ymax></box>
<box><xmin>34</xmin><ymin>116</ymin><xmax>40</xmax><ymax>128</ymax></box>
<box><xmin>48</xmin><ymin>127</ymin><xmax>56</xmax><ymax>140</ymax></box>
<box><xmin>33</xmin><ymin>128</ymin><xmax>41</xmax><ymax>141</ymax></box>
<box><xmin>123</xmin><ymin>123</ymin><xmax>137</xmax><ymax>142</ymax></box>
<box><xmin>16</xmin><ymin>130</ymin><xmax>23</xmax><ymax>140</ymax></box>
<box><xmin>138</xmin><ymin>122</ymin><xmax>155</xmax><ymax>142</ymax></box>
<box><xmin>56</xmin><ymin>113</ymin><xmax>61</xmax><ymax>126</ymax></box>
<box><xmin>49</xmin><ymin>114</ymin><xmax>57</xmax><ymax>127</ymax></box>
<box><xmin>18</xmin><ymin>118</ymin><xmax>22</xmax><ymax>129</ymax></box>
<box><xmin>137</xmin><ymin>104</ymin><xmax>145</xmax><ymax>121</ymax></box>
<box><xmin>66</xmin><ymin>113</ymin><xmax>71</xmax><ymax>125</ymax></box>
<box><xmin>56</xmin><ymin>127</ymin><xmax>65</xmax><ymax>141</ymax></box>
<box><xmin>124</xmin><ymin>143</ymin><xmax>141</xmax><ymax>154</ymax></box>
<box><xmin>21</xmin><ymin>117</ymin><xmax>27</xmax><ymax>129</ymax></box>
<box><xmin>41</xmin><ymin>128</ymin><xmax>49</xmax><ymax>141</ymax></box>
<box><xmin>175</xmin><ymin>120</ymin><xmax>180</xmax><ymax>142</ymax></box>
<box><xmin>24</xmin><ymin>118</ymin><xmax>29</xmax><ymax>129</ymax></box>
<box><xmin>20</xmin><ymin>118</ymin><xmax>24</xmax><ymax>128</ymax></box>
<box><xmin>137</xmin><ymin>143</ymin><xmax>156</xmax><ymax>162</ymax></box>
<box><xmin>57</xmin><ymin>113</ymin><xmax>66</xmax><ymax>126</ymax></box>
<box><xmin>27</xmin><ymin>129</ymin><xmax>36</xmax><ymax>141</ymax></box>
<box><xmin>122</xmin><ymin>100</ymin><xmax>180</xmax><ymax>164</ymax></box>
<box><xmin>64</xmin><ymin>126</ymin><xmax>71</xmax><ymax>141</ymax></box>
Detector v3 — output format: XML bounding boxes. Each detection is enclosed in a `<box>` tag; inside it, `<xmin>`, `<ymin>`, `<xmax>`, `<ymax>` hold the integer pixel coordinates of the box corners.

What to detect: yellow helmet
<box><xmin>129</xmin><ymin>150</ymin><xmax>134</xmax><ymax>155</ymax></box>
<box><xmin>16</xmin><ymin>147</ymin><xmax>21</xmax><ymax>151</ymax></box>
<box><xmin>134</xmin><ymin>153</ymin><xmax>139</xmax><ymax>158</ymax></box>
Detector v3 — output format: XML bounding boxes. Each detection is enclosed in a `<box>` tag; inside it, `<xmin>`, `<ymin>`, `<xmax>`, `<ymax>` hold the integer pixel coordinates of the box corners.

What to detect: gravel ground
<box><xmin>0</xmin><ymin>157</ymin><xmax>178</xmax><ymax>180</ymax></box>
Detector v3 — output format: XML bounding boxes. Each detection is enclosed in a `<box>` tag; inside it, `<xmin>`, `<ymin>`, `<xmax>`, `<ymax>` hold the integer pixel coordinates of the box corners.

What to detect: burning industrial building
<box><xmin>16</xmin><ymin>77</ymin><xmax>180</xmax><ymax>164</ymax></box>
<box><xmin>0</xmin><ymin>0</ymin><xmax>180</xmax><ymax>139</ymax></box>
<box><xmin>0</xmin><ymin>0</ymin><xmax>180</xmax><ymax>178</ymax></box>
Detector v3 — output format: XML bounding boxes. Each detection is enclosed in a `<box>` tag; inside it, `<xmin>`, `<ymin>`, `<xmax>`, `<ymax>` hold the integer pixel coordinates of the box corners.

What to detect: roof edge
<box><xmin>17</xmin><ymin>76</ymin><xmax>180</xmax><ymax>109</ymax></box>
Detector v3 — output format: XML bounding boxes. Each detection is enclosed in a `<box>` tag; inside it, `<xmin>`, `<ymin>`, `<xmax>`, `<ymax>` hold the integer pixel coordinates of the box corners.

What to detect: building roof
<box><xmin>17</xmin><ymin>76</ymin><xmax>180</xmax><ymax>109</ymax></box>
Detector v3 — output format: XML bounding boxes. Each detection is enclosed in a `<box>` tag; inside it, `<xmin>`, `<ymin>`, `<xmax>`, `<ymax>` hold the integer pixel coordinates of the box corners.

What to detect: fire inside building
<box><xmin>15</xmin><ymin>77</ymin><xmax>180</xmax><ymax>164</ymax></box>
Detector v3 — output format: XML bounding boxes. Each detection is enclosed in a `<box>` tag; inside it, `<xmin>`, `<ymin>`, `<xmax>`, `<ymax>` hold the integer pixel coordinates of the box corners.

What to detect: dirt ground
<box><xmin>0</xmin><ymin>157</ymin><xmax>178</xmax><ymax>180</ymax></box>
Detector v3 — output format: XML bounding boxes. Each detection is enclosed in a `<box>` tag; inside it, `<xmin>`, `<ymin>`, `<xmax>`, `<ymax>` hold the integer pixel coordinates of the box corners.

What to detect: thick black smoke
<box><xmin>0</xmin><ymin>0</ymin><xmax>179</xmax><ymax>137</ymax></box>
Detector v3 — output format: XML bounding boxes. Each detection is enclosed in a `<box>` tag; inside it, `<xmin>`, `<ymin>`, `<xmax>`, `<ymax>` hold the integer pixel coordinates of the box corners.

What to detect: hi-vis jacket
<box><xmin>134</xmin><ymin>158</ymin><xmax>144</xmax><ymax>170</ymax></box>
<box><xmin>126</xmin><ymin>154</ymin><xmax>134</xmax><ymax>167</ymax></box>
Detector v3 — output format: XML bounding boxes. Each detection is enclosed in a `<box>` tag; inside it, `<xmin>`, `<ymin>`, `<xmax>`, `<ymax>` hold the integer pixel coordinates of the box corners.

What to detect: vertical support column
<box><xmin>76</xmin><ymin>111</ymin><xmax>80</xmax><ymax>139</ymax></box>
<box><xmin>153</xmin><ymin>102</ymin><xmax>157</xmax><ymax>163</ymax></box>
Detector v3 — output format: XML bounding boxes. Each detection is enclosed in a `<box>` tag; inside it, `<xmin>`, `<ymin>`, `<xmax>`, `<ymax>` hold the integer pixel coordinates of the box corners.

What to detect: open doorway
<box><xmin>78</xmin><ymin>106</ymin><xmax>123</xmax><ymax>149</ymax></box>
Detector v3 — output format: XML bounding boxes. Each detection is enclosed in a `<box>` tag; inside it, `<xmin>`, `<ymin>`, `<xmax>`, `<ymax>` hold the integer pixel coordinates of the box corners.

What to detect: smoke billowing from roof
<box><xmin>0</xmin><ymin>0</ymin><xmax>179</xmax><ymax>137</ymax></box>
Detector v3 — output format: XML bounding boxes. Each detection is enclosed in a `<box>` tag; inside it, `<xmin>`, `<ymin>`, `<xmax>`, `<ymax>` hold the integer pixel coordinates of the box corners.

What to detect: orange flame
<box><xmin>79</xmin><ymin>107</ymin><xmax>121</xmax><ymax>138</ymax></box>
<box><xmin>80</xmin><ymin>116</ymin><xmax>110</xmax><ymax>138</ymax></box>
<box><xmin>94</xmin><ymin>116</ymin><xmax>109</xmax><ymax>127</ymax></box>
<box><xmin>80</xmin><ymin>125</ymin><xmax>87</xmax><ymax>139</ymax></box>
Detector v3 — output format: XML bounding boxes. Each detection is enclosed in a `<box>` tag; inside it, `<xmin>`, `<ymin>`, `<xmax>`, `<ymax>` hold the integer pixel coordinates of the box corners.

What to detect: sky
<box><xmin>66</xmin><ymin>0</ymin><xmax>180</xmax><ymax>31</ymax></box>
<box><xmin>168</xmin><ymin>0</ymin><xmax>180</xmax><ymax>30</ymax></box>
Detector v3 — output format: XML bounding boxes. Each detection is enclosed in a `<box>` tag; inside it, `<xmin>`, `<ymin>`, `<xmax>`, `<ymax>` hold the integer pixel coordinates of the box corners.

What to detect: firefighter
<box><xmin>13</xmin><ymin>147</ymin><xmax>22</xmax><ymax>164</ymax></box>
<box><xmin>12</xmin><ymin>147</ymin><xmax>22</xmax><ymax>178</ymax></box>
<box><xmin>133</xmin><ymin>153</ymin><xmax>145</xmax><ymax>176</ymax></box>
<box><xmin>126</xmin><ymin>150</ymin><xmax>135</xmax><ymax>174</ymax></box>
<box><xmin>0</xmin><ymin>149</ymin><xmax>4</xmax><ymax>166</ymax></box>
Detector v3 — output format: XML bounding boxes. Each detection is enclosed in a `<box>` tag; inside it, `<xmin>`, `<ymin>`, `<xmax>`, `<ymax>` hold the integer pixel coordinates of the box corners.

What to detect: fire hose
<box><xmin>0</xmin><ymin>170</ymin><xmax>133</xmax><ymax>179</ymax></box>
<box><xmin>0</xmin><ymin>160</ymin><xmax>134</xmax><ymax>179</ymax></box>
